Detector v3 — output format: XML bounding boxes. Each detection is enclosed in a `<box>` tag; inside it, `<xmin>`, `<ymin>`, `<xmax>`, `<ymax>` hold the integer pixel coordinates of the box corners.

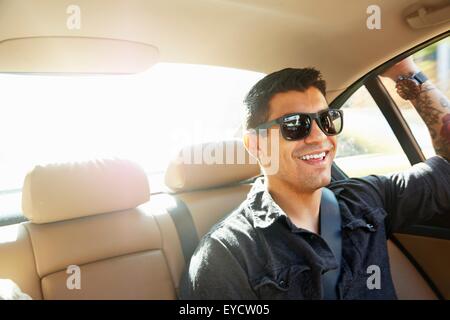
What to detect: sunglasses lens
<box><xmin>281</xmin><ymin>114</ymin><xmax>311</xmax><ymax>140</ymax></box>
<box><xmin>320</xmin><ymin>110</ymin><xmax>343</xmax><ymax>135</ymax></box>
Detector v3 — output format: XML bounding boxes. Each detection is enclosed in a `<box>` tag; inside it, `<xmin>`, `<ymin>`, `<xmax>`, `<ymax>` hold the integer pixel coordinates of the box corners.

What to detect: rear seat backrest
<box><xmin>0</xmin><ymin>158</ymin><xmax>176</xmax><ymax>299</ymax></box>
<box><xmin>0</xmin><ymin>223</ymin><xmax>42</xmax><ymax>299</ymax></box>
<box><xmin>164</xmin><ymin>140</ymin><xmax>437</xmax><ymax>300</ymax></box>
<box><xmin>164</xmin><ymin>140</ymin><xmax>260</xmax><ymax>238</ymax></box>
<box><xmin>161</xmin><ymin>140</ymin><xmax>260</xmax><ymax>294</ymax></box>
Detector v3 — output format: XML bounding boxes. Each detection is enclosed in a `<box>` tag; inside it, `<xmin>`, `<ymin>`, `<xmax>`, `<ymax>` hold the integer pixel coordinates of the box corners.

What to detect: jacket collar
<box><xmin>245</xmin><ymin>177</ymin><xmax>373</xmax><ymax>231</ymax></box>
<box><xmin>246</xmin><ymin>177</ymin><xmax>291</xmax><ymax>229</ymax></box>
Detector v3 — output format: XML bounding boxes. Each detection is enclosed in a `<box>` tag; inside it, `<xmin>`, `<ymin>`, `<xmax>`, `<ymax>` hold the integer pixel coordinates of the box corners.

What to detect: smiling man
<box><xmin>179</xmin><ymin>61</ymin><xmax>450</xmax><ymax>300</ymax></box>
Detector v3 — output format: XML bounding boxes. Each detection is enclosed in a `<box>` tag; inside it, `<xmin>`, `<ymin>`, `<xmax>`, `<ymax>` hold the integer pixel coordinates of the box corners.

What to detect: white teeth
<box><xmin>300</xmin><ymin>151</ymin><xmax>326</xmax><ymax>161</ymax></box>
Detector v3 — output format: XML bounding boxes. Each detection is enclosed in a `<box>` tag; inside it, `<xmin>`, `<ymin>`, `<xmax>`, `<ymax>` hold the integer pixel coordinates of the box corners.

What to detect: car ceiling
<box><xmin>0</xmin><ymin>0</ymin><xmax>448</xmax><ymax>101</ymax></box>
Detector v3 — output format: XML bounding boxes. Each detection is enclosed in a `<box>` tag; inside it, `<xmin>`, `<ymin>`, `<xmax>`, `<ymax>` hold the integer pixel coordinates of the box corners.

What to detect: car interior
<box><xmin>0</xmin><ymin>0</ymin><xmax>449</xmax><ymax>300</ymax></box>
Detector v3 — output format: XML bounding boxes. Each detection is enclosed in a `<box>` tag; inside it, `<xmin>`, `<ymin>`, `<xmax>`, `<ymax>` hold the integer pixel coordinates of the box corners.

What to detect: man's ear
<box><xmin>243</xmin><ymin>131</ymin><xmax>259</xmax><ymax>161</ymax></box>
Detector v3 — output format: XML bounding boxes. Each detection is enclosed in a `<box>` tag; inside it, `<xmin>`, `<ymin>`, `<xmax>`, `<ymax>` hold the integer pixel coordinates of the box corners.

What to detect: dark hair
<box><xmin>243</xmin><ymin>67</ymin><xmax>326</xmax><ymax>129</ymax></box>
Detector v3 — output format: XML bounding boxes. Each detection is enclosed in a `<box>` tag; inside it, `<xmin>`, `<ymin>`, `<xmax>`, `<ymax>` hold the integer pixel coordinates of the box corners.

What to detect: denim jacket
<box><xmin>179</xmin><ymin>156</ymin><xmax>450</xmax><ymax>300</ymax></box>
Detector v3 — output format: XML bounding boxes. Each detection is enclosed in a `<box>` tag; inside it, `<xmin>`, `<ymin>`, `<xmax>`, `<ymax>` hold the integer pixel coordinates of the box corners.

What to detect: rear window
<box><xmin>0</xmin><ymin>63</ymin><xmax>264</xmax><ymax>218</ymax></box>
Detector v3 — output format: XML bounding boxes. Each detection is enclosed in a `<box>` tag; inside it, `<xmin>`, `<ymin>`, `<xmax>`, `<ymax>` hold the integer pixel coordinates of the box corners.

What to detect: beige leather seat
<box><xmin>0</xmin><ymin>158</ymin><xmax>177</xmax><ymax>299</ymax></box>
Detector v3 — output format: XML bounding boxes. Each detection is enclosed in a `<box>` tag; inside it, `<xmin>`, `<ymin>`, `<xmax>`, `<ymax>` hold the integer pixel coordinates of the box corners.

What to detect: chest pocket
<box><xmin>343</xmin><ymin>208</ymin><xmax>387</xmax><ymax>234</ymax></box>
<box><xmin>251</xmin><ymin>265</ymin><xmax>314</xmax><ymax>300</ymax></box>
<box><xmin>343</xmin><ymin>208</ymin><xmax>388</xmax><ymax>265</ymax></box>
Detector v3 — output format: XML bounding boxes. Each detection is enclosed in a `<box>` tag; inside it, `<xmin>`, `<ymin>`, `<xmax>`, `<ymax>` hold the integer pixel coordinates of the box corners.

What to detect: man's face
<box><xmin>262</xmin><ymin>87</ymin><xmax>337</xmax><ymax>193</ymax></box>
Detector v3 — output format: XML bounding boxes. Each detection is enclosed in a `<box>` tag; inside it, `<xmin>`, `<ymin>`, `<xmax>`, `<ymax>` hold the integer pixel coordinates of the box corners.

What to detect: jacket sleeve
<box><xmin>383</xmin><ymin>156</ymin><xmax>450</xmax><ymax>233</ymax></box>
<box><xmin>178</xmin><ymin>235</ymin><xmax>258</xmax><ymax>300</ymax></box>
<box><xmin>354</xmin><ymin>156</ymin><xmax>450</xmax><ymax>234</ymax></box>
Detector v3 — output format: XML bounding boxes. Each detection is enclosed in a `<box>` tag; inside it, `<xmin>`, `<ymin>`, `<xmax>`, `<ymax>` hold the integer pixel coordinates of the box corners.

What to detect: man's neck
<box><xmin>266</xmin><ymin>178</ymin><xmax>322</xmax><ymax>234</ymax></box>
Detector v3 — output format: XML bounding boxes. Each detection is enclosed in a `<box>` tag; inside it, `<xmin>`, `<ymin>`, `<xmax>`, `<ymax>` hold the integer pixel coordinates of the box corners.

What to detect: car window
<box><xmin>379</xmin><ymin>36</ymin><xmax>449</xmax><ymax>159</ymax></box>
<box><xmin>334</xmin><ymin>86</ymin><xmax>411</xmax><ymax>177</ymax></box>
<box><xmin>0</xmin><ymin>63</ymin><xmax>265</xmax><ymax>217</ymax></box>
<box><xmin>0</xmin><ymin>63</ymin><xmax>264</xmax><ymax>191</ymax></box>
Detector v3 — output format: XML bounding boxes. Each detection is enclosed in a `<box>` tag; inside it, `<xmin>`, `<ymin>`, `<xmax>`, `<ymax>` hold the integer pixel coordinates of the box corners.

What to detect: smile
<box><xmin>296</xmin><ymin>150</ymin><xmax>330</xmax><ymax>165</ymax></box>
<box><xmin>300</xmin><ymin>151</ymin><xmax>327</xmax><ymax>161</ymax></box>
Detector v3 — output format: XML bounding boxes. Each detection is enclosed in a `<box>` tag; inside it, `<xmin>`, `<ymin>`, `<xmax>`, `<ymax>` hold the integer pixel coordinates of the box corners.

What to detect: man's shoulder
<box><xmin>326</xmin><ymin>175</ymin><xmax>390</xmax><ymax>224</ymax></box>
<box><xmin>328</xmin><ymin>174</ymin><xmax>385</xmax><ymax>204</ymax></box>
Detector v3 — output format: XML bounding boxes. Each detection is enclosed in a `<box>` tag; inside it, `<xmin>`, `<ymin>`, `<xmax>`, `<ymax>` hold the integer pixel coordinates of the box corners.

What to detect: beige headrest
<box><xmin>165</xmin><ymin>140</ymin><xmax>261</xmax><ymax>192</ymax></box>
<box><xmin>22</xmin><ymin>159</ymin><xmax>150</xmax><ymax>224</ymax></box>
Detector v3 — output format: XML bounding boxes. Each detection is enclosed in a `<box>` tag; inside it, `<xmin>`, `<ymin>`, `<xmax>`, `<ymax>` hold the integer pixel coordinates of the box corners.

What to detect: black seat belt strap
<box><xmin>166</xmin><ymin>195</ymin><xmax>200</xmax><ymax>265</ymax></box>
<box><xmin>320</xmin><ymin>187</ymin><xmax>342</xmax><ymax>300</ymax></box>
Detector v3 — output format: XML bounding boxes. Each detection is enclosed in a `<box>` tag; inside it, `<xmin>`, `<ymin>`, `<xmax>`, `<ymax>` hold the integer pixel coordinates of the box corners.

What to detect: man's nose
<box><xmin>304</xmin><ymin>119</ymin><xmax>327</xmax><ymax>144</ymax></box>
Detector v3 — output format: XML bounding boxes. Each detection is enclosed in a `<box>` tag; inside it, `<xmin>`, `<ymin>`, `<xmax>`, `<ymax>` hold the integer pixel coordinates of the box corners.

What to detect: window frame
<box><xmin>331</xmin><ymin>31</ymin><xmax>448</xmax><ymax>166</ymax></box>
<box><xmin>330</xmin><ymin>30</ymin><xmax>450</xmax><ymax>240</ymax></box>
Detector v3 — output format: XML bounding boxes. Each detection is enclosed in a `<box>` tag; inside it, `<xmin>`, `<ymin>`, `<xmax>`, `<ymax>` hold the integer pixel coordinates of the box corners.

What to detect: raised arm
<box><xmin>382</xmin><ymin>57</ymin><xmax>450</xmax><ymax>161</ymax></box>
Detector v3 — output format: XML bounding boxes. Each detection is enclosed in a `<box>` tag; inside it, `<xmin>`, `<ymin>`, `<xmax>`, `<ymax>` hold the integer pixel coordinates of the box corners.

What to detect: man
<box><xmin>179</xmin><ymin>58</ymin><xmax>450</xmax><ymax>299</ymax></box>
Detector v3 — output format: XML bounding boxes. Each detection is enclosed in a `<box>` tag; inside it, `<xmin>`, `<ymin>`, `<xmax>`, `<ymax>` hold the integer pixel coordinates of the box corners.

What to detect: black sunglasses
<box><xmin>255</xmin><ymin>109</ymin><xmax>344</xmax><ymax>141</ymax></box>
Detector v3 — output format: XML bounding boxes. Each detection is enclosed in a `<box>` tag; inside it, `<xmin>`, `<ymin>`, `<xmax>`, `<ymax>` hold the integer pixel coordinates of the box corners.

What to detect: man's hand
<box><xmin>381</xmin><ymin>57</ymin><xmax>450</xmax><ymax>161</ymax></box>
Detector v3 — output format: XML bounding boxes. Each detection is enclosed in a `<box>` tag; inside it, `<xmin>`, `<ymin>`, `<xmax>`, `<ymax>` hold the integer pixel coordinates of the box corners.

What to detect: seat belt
<box><xmin>320</xmin><ymin>187</ymin><xmax>342</xmax><ymax>300</ymax></box>
<box><xmin>166</xmin><ymin>195</ymin><xmax>199</xmax><ymax>265</ymax></box>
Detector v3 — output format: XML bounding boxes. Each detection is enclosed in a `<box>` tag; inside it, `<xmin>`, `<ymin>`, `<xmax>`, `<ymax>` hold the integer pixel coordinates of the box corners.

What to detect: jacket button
<box><xmin>279</xmin><ymin>280</ymin><xmax>287</xmax><ymax>288</ymax></box>
<box><xmin>366</xmin><ymin>223</ymin><xmax>374</xmax><ymax>230</ymax></box>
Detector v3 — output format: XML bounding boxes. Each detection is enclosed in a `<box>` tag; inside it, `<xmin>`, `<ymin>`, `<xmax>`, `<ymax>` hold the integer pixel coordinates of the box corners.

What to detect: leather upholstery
<box><xmin>41</xmin><ymin>251</ymin><xmax>175</xmax><ymax>300</ymax></box>
<box><xmin>394</xmin><ymin>234</ymin><xmax>449</xmax><ymax>299</ymax></box>
<box><xmin>176</xmin><ymin>185</ymin><xmax>252</xmax><ymax>237</ymax></box>
<box><xmin>0</xmin><ymin>224</ymin><xmax>42</xmax><ymax>299</ymax></box>
<box><xmin>165</xmin><ymin>140</ymin><xmax>260</xmax><ymax>191</ymax></box>
<box><xmin>387</xmin><ymin>238</ymin><xmax>437</xmax><ymax>299</ymax></box>
<box><xmin>24</xmin><ymin>207</ymin><xmax>161</xmax><ymax>277</ymax></box>
<box><xmin>141</xmin><ymin>198</ymin><xmax>185</xmax><ymax>294</ymax></box>
<box><xmin>1</xmin><ymin>158</ymin><xmax>174</xmax><ymax>300</ymax></box>
<box><xmin>22</xmin><ymin>158</ymin><xmax>150</xmax><ymax>224</ymax></box>
<box><xmin>14</xmin><ymin>204</ymin><xmax>176</xmax><ymax>300</ymax></box>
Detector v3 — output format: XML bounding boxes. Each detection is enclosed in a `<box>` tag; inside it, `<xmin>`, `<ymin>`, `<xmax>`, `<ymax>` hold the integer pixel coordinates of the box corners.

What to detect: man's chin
<box><xmin>270</xmin><ymin>165</ymin><xmax>332</xmax><ymax>192</ymax></box>
<box><xmin>312</xmin><ymin>172</ymin><xmax>332</xmax><ymax>189</ymax></box>
<box><xmin>286</xmin><ymin>173</ymin><xmax>331</xmax><ymax>193</ymax></box>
